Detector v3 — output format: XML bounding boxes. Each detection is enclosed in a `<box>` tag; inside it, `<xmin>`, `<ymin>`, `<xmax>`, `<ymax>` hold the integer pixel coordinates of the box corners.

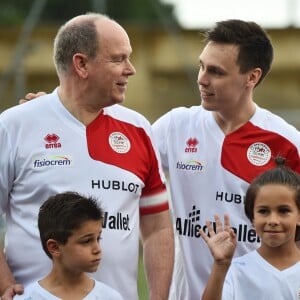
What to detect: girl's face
<box><xmin>253</xmin><ymin>184</ymin><xmax>300</xmax><ymax>250</ymax></box>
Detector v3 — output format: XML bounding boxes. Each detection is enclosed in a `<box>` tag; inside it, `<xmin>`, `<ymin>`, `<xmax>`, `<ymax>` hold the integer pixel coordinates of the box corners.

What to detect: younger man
<box><xmin>152</xmin><ymin>19</ymin><xmax>300</xmax><ymax>299</ymax></box>
<box><xmin>15</xmin><ymin>191</ymin><xmax>123</xmax><ymax>300</ymax></box>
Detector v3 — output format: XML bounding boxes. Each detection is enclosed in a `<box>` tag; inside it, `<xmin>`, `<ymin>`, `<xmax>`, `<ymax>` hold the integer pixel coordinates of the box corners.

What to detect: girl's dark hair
<box><xmin>244</xmin><ymin>157</ymin><xmax>300</xmax><ymax>241</ymax></box>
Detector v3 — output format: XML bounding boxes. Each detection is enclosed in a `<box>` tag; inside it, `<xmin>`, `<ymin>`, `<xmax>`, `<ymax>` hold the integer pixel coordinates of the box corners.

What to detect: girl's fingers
<box><xmin>214</xmin><ymin>214</ymin><xmax>223</xmax><ymax>233</ymax></box>
<box><xmin>223</xmin><ymin>213</ymin><xmax>231</xmax><ymax>232</ymax></box>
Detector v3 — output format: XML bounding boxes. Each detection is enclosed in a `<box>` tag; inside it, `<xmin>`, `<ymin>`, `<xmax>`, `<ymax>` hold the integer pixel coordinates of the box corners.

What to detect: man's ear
<box><xmin>73</xmin><ymin>53</ymin><xmax>89</xmax><ymax>78</ymax></box>
<box><xmin>247</xmin><ymin>68</ymin><xmax>262</xmax><ymax>87</ymax></box>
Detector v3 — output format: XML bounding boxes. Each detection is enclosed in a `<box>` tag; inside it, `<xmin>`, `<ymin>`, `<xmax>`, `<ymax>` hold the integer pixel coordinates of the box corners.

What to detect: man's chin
<box><xmin>201</xmin><ymin>101</ymin><xmax>215</xmax><ymax>111</ymax></box>
<box><xmin>114</xmin><ymin>96</ymin><xmax>125</xmax><ymax>105</ymax></box>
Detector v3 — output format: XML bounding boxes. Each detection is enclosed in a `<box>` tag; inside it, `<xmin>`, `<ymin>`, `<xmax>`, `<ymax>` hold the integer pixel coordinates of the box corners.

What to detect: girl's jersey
<box><xmin>223</xmin><ymin>251</ymin><xmax>300</xmax><ymax>300</ymax></box>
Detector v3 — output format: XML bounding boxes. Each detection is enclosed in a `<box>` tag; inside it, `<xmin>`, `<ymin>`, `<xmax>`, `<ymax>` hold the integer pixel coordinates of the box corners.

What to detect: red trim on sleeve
<box><xmin>140</xmin><ymin>202</ymin><xmax>169</xmax><ymax>215</ymax></box>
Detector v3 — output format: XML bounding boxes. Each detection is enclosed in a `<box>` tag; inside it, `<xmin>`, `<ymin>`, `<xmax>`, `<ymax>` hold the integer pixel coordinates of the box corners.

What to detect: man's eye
<box><xmin>112</xmin><ymin>57</ymin><xmax>125</xmax><ymax>63</ymax></box>
<box><xmin>210</xmin><ymin>68</ymin><xmax>223</xmax><ymax>76</ymax></box>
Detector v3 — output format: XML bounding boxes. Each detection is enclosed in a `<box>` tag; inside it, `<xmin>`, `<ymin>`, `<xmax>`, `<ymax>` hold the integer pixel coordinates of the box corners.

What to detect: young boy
<box><xmin>200</xmin><ymin>157</ymin><xmax>300</xmax><ymax>300</ymax></box>
<box><xmin>15</xmin><ymin>191</ymin><xmax>123</xmax><ymax>300</ymax></box>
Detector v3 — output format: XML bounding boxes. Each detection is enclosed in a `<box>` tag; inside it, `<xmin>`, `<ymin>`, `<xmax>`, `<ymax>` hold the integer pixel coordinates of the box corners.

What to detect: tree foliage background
<box><xmin>0</xmin><ymin>0</ymin><xmax>176</xmax><ymax>27</ymax></box>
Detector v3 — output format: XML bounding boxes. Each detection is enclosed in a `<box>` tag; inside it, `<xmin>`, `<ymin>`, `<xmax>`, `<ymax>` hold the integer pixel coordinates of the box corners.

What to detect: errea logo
<box><xmin>44</xmin><ymin>133</ymin><xmax>61</xmax><ymax>149</ymax></box>
<box><xmin>185</xmin><ymin>137</ymin><xmax>198</xmax><ymax>153</ymax></box>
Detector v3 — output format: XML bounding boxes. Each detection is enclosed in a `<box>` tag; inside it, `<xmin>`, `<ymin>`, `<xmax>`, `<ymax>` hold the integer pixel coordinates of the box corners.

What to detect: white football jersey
<box><xmin>223</xmin><ymin>251</ymin><xmax>300</xmax><ymax>300</ymax></box>
<box><xmin>0</xmin><ymin>88</ymin><xmax>168</xmax><ymax>300</ymax></box>
<box><xmin>153</xmin><ymin>105</ymin><xmax>300</xmax><ymax>300</ymax></box>
<box><xmin>14</xmin><ymin>279</ymin><xmax>124</xmax><ymax>300</ymax></box>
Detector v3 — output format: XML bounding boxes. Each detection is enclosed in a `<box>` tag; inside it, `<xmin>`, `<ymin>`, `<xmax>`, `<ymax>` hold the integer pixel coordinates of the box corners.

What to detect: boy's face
<box><xmin>57</xmin><ymin>220</ymin><xmax>102</xmax><ymax>273</ymax></box>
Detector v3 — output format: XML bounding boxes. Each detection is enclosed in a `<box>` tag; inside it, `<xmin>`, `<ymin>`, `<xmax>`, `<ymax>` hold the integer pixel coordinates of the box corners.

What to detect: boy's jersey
<box><xmin>0</xmin><ymin>89</ymin><xmax>168</xmax><ymax>300</ymax></box>
<box><xmin>14</xmin><ymin>279</ymin><xmax>124</xmax><ymax>300</ymax></box>
<box><xmin>223</xmin><ymin>251</ymin><xmax>300</xmax><ymax>300</ymax></box>
<box><xmin>152</xmin><ymin>105</ymin><xmax>300</xmax><ymax>300</ymax></box>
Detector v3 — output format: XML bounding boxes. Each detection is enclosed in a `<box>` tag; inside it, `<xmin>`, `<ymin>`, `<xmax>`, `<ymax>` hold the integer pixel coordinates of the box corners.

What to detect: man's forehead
<box><xmin>199</xmin><ymin>42</ymin><xmax>239</xmax><ymax>63</ymax></box>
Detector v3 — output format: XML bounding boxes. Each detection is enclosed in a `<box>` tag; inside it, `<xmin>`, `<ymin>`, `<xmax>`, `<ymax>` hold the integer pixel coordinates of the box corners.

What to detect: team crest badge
<box><xmin>247</xmin><ymin>142</ymin><xmax>271</xmax><ymax>166</ymax></box>
<box><xmin>109</xmin><ymin>132</ymin><xmax>131</xmax><ymax>154</ymax></box>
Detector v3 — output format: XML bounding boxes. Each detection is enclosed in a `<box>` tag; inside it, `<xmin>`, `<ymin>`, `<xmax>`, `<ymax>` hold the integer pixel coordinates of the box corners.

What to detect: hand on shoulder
<box><xmin>1</xmin><ymin>284</ymin><xmax>24</xmax><ymax>300</ymax></box>
<box><xmin>19</xmin><ymin>92</ymin><xmax>46</xmax><ymax>104</ymax></box>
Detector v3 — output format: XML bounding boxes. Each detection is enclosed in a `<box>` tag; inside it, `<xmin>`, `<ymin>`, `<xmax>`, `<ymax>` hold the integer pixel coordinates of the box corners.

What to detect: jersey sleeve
<box><xmin>222</xmin><ymin>266</ymin><xmax>235</xmax><ymax>300</ymax></box>
<box><xmin>86</xmin><ymin>108</ymin><xmax>169</xmax><ymax>216</ymax></box>
<box><xmin>0</xmin><ymin>120</ymin><xmax>15</xmax><ymax>215</ymax></box>
<box><xmin>152</xmin><ymin>111</ymin><xmax>172</xmax><ymax>171</ymax></box>
<box><xmin>139</xmin><ymin>124</ymin><xmax>169</xmax><ymax>215</ymax></box>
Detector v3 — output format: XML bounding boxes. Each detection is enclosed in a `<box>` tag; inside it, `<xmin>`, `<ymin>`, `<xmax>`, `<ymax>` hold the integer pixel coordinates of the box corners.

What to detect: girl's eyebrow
<box><xmin>255</xmin><ymin>205</ymin><xmax>268</xmax><ymax>208</ymax></box>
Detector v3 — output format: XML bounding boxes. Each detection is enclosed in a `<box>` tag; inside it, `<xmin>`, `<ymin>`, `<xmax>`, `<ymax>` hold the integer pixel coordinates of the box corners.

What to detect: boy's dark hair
<box><xmin>38</xmin><ymin>191</ymin><xmax>104</xmax><ymax>259</ymax></box>
<box><xmin>244</xmin><ymin>157</ymin><xmax>300</xmax><ymax>241</ymax></box>
<box><xmin>204</xmin><ymin>19</ymin><xmax>273</xmax><ymax>86</ymax></box>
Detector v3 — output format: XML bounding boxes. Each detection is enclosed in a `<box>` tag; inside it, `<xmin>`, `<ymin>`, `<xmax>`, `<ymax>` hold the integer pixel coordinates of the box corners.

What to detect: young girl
<box><xmin>200</xmin><ymin>157</ymin><xmax>300</xmax><ymax>300</ymax></box>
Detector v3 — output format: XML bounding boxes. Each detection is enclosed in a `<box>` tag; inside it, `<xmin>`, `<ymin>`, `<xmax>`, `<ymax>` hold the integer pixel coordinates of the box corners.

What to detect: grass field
<box><xmin>138</xmin><ymin>254</ymin><xmax>149</xmax><ymax>300</ymax></box>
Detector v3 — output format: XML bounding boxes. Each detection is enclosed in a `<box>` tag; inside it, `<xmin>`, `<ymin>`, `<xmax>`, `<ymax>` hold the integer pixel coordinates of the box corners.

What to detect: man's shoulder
<box><xmin>0</xmin><ymin>94</ymin><xmax>51</xmax><ymax>122</ymax></box>
<box><xmin>155</xmin><ymin>105</ymin><xmax>204</xmax><ymax>125</ymax></box>
<box><xmin>255</xmin><ymin>106</ymin><xmax>297</xmax><ymax>128</ymax></box>
<box><xmin>253</xmin><ymin>106</ymin><xmax>300</xmax><ymax>141</ymax></box>
<box><xmin>169</xmin><ymin>105</ymin><xmax>203</xmax><ymax>117</ymax></box>
<box><xmin>104</xmin><ymin>104</ymin><xmax>151</xmax><ymax>127</ymax></box>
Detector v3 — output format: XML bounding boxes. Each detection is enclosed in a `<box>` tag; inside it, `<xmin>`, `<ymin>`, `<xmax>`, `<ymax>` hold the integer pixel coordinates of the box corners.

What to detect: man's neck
<box><xmin>57</xmin><ymin>87</ymin><xmax>102</xmax><ymax>126</ymax></box>
<box><xmin>213</xmin><ymin>102</ymin><xmax>256</xmax><ymax>135</ymax></box>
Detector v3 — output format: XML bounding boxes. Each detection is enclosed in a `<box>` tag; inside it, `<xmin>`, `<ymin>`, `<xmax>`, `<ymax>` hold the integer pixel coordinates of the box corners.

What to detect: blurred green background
<box><xmin>1</xmin><ymin>0</ymin><xmax>300</xmax><ymax>126</ymax></box>
<box><xmin>138</xmin><ymin>254</ymin><xmax>148</xmax><ymax>300</ymax></box>
<box><xmin>0</xmin><ymin>1</ymin><xmax>300</xmax><ymax>299</ymax></box>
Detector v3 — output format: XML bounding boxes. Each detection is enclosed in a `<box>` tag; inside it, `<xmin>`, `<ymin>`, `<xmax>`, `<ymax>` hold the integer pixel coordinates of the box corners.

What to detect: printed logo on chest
<box><xmin>185</xmin><ymin>137</ymin><xmax>198</xmax><ymax>153</ymax></box>
<box><xmin>109</xmin><ymin>132</ymin><xmax>131</xmax><ymax>154</ymax></box>
<box><xmin>247</xmin><ymin>142</ymin><xmax>271</xmax><ymax>166</ymax></box>
<box><xmin>44</xmin><ymin>133</ymin><xmax>61</xmax><ymax>149</ymax></box>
